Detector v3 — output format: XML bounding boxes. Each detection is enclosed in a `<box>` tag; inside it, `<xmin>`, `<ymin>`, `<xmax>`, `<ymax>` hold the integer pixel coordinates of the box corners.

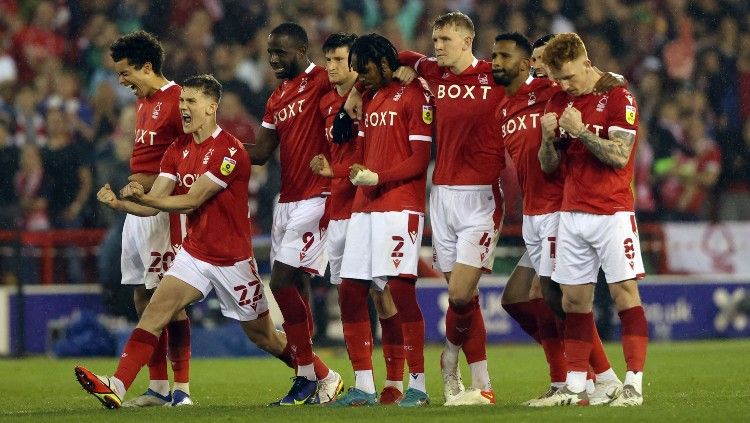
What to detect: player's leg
<box><xmin>370</xmin><ymin>285</ymin><xmax>405</xmax><ymax>405</ymax></box>
<box><xmin>120</xmin><ymin>213</ymin><xmax>173</xmax><ymax>406</ymax></box>
<box><xmin>74</xmin><ymin>275</ymin><xmax>202</xmax><ymax>409</ymax></box>
<box><xmin>375</xmin><ymin>211</ymin><xmax>428</xmax><ymax>407</ymax></box>
<box><xmin>601</xmin><ymin>212</ymin><xmax>648</xmax><ymax>407</ymax></box>
<box><xmin>164</xmin><ymin>308</ymin><xmax>191</xmax><ymax>406</ymax></box>
<box><xmin>531</xmin><ymin>212</ymin><xmax>598</xmax><ymax>407</ymax></box>
<box><xmin>429</xmin><ymin>186</ymin><xmax>467</xmax><ymax>402</ymax></box>
<box><xmin>442</xmin><ymin>186</ymin><xmax>501</xmax><ymax>406</ymax></box>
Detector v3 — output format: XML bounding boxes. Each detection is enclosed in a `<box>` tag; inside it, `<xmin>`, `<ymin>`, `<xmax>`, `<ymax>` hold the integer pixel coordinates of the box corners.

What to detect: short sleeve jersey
<box><xmin>159</xmin><ymin>127</ymin><xmax>252</xmax><ymax>265</ymax></box>
<box><xmin>544</xmin><ymin>87</ymin><xmax>639</xmax><ymax>214</ymax></box>
<box><xmin>131</xmin><ymin>81</ymin><xmax>183</xmax><ymax>174</ymax></box>
<box><xmin>262</xmin><ymin>63</ymin><xmax>330</xmax><ymax>202</ymax></box>
<box><xmin>352</xmin><ymin>79</ymin><xmax>433</xmax><ymax>213</ymax></box>
<box><xmin>496</xmin><ymin>77</ymin><xmax>563</xmax><ymax>215</ymax></box>
<box><xmin>401</xmin><ymin>51</ymin><xmax>505</xmax><ymax>185</ymax></box>
<box><xmin>319</xmin><ymin>88</ymin><xmax>358</xmax><ymax>220</ymax></box>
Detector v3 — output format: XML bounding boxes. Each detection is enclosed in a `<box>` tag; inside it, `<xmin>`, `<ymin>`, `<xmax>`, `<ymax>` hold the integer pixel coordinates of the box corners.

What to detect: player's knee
<box><xmin>562</xmin><ymin>294</ymin><xmax>590</xmax><ymax>313</ymax></box>
<box><xmin>609</xmin><ymin>280</ymin><xmax>641</xmax><ymax>311</ymax></box>
<box><xmin>448</xmin><ymin>284</ymin><xmax>474</xmax><ymax>306</ymax></box>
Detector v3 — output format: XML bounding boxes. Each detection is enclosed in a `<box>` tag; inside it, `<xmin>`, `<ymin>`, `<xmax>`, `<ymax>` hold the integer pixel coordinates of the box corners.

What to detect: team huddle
<box><xmin>73</xmin><ymin>10</ymin><xmax>648</xmax><ymax>410</ymax></box>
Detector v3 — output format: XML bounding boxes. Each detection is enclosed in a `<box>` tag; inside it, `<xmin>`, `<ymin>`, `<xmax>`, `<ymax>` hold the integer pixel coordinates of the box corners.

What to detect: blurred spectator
<box><xmin>44</xmin><ymin>69</ymin><xmax>95</xmax><ymax>142</ymax></box>
<box><xmin>217</xmin><ymin>91</ymin><xmax>258</xmax><ymax>145</ymax></box>
<box><xmin>42</xmin><ymin>110</ymin><xmax>92</xmax><ymax>283</ymax></box>
<box><xmin>719</xmin><ymin>120</ymin><xmax>750</xmax><ymax>221</ymax></box>
<box><xmin>656</xmin><ymin>117</ymin><xmax>721</xmax><ymax>220</ymax></box>
<box><xmin>95</xmin><ymin>105</ymin><xmax>134</xmax><ymax>317</ymax></box>
<box><xmin>0</xmin><ymin>118</ymin><xmax>19</xmax><ymax>229</ymax></box>
<box><xmin>14</xmin><ymin>144</ymin><xmax>48</xmax><ymax>231</ymax></box>
<box><xmin>212</xmin><ymin>43</ymin><xmax>263</xmax><ymax>120</ymax></box>
<box><xmin>12</xmin><ymin>85</ymin><xmax>46</xmax><ymax>147</ymax></box>
<box><xmin>10</xmin><ymin>0</ymin><xmax>66</xmax><ymax>82</ymax></box>
<box><xmin>89</xmin><ymin>81</ymin><xmax>119</xmax><ymax>146</ymax></box>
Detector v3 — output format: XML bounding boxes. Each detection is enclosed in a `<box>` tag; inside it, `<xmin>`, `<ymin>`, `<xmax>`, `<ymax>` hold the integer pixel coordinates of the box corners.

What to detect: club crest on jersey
<box><xmin>422</xmin><ymin>105</ymin><xmax>433</xmax><ymax>124</ymax></box>
<box><xmin>152</xmin><ymin>102</ymin><xmax>162</xmax><ymax>119</ymax></box>
<box><xmin>478</xmin><ymin>73</ymin><xmax>489</xmax><ymax>85</ymax></box>
<box><xmin>625</xmin><ymin>105</ymin><xmax>637</xmax><ymax>125</ymax></box>
<box><xmin>298</xmin><ymin>77</ymin><xmax>308</xmax><ymax>93</ymax></box>
<box><xmin>528</xmin><ymin>91</ymin><xmax>537</xmax><ymax>106</ymax></box>
<box><xmin>596</xmin><ymin>95</ymin><xmax>608</xmax><ymax>112</ymax></box>
<box><xmin>220</xmin><ymin>156</ymin><xmax>236</xmax><ymax>176</ymax></box>
<box><xmin>442</xmin><ymin>71</ymin><xmax>450</xmax><ymax>79</ymax></box>
<box><xmin>393</xmin><ymin>86</ymin><xmax>405</xmax><ymax>102</ymax></box>
<box><xmin>203</xmin><ymin>148</ymin><xmax>214</xmax><ymax>164</ymax></box>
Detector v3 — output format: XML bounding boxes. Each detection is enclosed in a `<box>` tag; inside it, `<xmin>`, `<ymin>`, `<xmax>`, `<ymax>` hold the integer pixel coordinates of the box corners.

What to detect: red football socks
<box><xmin>167</xmin><ymin>319</ymin><xmax>191</xmax><ymax>384</ymax></box>
<box><xmin>388</xmin><ymin>277</ymin><xmax>425</xmax><ymax>373</ymax></box>
<box><xmin>462</xmin><ymin>297</ymin><xmax>487</xmax><ymax>363</ymax></box>
<box><xmin>503</xmin><ymin>300</ymin><xmax>541</xmax><ymax>343</ymax></box>
<box><xmin>147</xmin><ymin>329</ymin><xmax>168</xmax><ymax>381</ymax></box>
<box><xmin>380</xmin><ymin>313</ymin><xmax>405</xmax><ymax>381</ymax></box>
<box><xmin>274</xmin><ymin>286</ymin><xmax>314</xmax><ymax>366</ymax></box>
<box><xmin>564</xmin><ymin>312</ymin><xmax>595</xmax><ymax>373</ymax></box>
<box><xmin>619</xmin><ymin>306</ymin><xmax>649</xmax><ymax>372</ymax></box>
<box><xmin>340</xmin><ymin>279</ymin><xmax>374</xmax><ymax>371</ymax></box>
<box><xmin>114</xmin><ymin>328</ymin><xmax>159</xmax><ymax>390</ymax></box>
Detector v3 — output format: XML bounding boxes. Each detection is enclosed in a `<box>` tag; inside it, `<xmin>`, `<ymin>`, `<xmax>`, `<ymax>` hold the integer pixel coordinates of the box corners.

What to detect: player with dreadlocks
<box><xmin>330</xmin><ymin>33</ymin><xmax>434</xmax><ymax>407</ymax></box>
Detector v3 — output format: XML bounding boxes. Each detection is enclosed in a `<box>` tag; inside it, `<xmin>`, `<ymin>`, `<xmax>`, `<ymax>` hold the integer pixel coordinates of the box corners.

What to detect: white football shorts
<box><xmin>165</xmin><ymin>248</ymin><xmax>269</xmax><ymax>321</ymax></box>
<box><xmin>552</xmin><ymin>211</ymin><xmax>646</xmax><ymax>285</ymax></box>
<box><xmin>121</xmin><ymin>212</ymin><xmax>174</xmax><ymax>290</ymax></box>
<box><xmin>271</xmin><ymin>197</ymin><xmax>329</xmax><ymax>275</ymax></box>
<box><xmin>326</xmin><ymin>218</ymin><xmax>349</xmax><ymax>285</ymax></box>
<box><xmin>430</xmin><ymin>185</ymin><xmax>504</xmax><ymax>273</ymax></box>
<box><xmin>522</xmin><ymin>212</ymin><xmax>560</xmax><ymax>277</ymax></box>
<box><xmin>341</xmin><ymin>211</ymin><xmax>424</xmax><ymax>290</ymax></box>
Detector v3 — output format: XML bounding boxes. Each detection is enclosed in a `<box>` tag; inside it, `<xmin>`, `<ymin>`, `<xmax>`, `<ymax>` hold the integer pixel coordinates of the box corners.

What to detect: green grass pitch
<box><xmin>1</xmin><ymin>340</ymin><xmax>748</xmax><ymax>422</ymax></box>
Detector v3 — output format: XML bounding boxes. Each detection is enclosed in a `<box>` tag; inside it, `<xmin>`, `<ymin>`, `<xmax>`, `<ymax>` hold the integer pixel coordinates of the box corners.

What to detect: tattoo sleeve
<box><xmin>576</xmin><ymin>128</ymin><xmax>636</xmax><ymax>169</ymax></box>
<box><xmin>538</xmin><ymin>135</ymin><xmax>561</xmax><ymax>174</ymax></box>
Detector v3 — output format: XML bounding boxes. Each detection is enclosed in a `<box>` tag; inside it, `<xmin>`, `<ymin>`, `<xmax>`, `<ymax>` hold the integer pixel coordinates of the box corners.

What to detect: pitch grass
<box><xmin>0</xmin><ymin>340</ymin><xmax>748</xmax><ymax>422</ymax></box>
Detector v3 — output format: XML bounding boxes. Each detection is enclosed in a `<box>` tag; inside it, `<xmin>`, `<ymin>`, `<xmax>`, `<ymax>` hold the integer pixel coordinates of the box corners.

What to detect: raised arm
<box><xmin>98</xmin><ymin>175</ymin><xmax>176</xmax><ymax>217</ymax></box>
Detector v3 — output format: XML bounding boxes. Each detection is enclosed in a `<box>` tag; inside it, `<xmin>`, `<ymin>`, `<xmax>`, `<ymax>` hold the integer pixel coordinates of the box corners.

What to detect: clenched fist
<box><xmin>120</xmin><ymin>181</ymin><xmax>145</xmax><ymax>202</ymax></box>
<box><xmin>559</xmin><ymin>106</ymin><xmax>585</xmax><ymax>137</ymax></box>
<box><xmin>541</xmin><ymin>112</ymin><xmax>559</xmax><ymax>140</ymax></box>
<box><xmin>97</xmin><ymin>184</ymin><xmax>118</xmax><ymax>208</ymax></box>
<box><xmin>310</xmin><ymin>154</ymin><xmax>333</xmax><ymax>177</ymax></box>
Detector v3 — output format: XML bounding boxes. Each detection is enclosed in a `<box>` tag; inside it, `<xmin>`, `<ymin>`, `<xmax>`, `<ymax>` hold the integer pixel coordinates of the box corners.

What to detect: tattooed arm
<box><xmin>575</xmin><ymin>128</ymin><xmax>636</xmax><ymax>169</ymax></box>
<box><xmin>558</xmin><ymin>106</ymin><xmax>635</xmax><ymax>169</ymax></box>
<box><xmin>539</xmin><ymin>112</ymin><xmax>561</xmax><ymax>174</ymax></box>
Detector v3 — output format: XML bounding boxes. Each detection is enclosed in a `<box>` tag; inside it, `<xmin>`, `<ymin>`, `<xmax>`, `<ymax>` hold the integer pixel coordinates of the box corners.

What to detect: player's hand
<box><xmin>120</xmin><ymin>181</ymin><xmax>145</xmax><ymax>202</ymax></box>
<box><xmin>97</xmin><ymin>184</ymin><xmax>119</xmax><ymax>208</ymax></box>
<box><xmin>350</xmin><ymin>166</ymin><xmax>379</xmax><ymax>186</ymax></box>
<box><xmin>344</xmin><ymin>88</ymin><xmax>363</xmax><ymax>120</ymax></box>
<box><xmin>393</xmin><ymin>66</ymin><xmax>417</xmax><ymax>85</ymax></box>
<box><xmin>310</xmin><ymin>154</ymin><xmax>333</xmax><ymax>177</ymax></box>
<box><xmin>332</xmin><ymin>105</ymin><xmax>356</xmax><ymax>144</ymax></box>
<box><xmin>559</xmin><ymin>106</ymin><xmax>585</xmax><ymax>137</ymax></box>
<box><xmin>593</xmin><ymin>70</ymin><xmax>626</xmax><ymax>94</ymax></box>
<box><xmin>540</xmin><ymin>112</ymin><xmax>559</xmax><ymax>141</ymax></box>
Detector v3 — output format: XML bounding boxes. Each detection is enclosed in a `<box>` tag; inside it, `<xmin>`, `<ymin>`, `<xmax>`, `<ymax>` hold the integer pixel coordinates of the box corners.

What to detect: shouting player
<box><xmin>330</xmin><ymin>33</ymin><xmax>433</xmax><ymax>408</ymax></box>
<box><xmin>535</xmin><ymin>33</ymin><xmax>648</xmax><ymax>407</ymax></box>
<box><xmin>110</xmin><ymin>31</ymin><xmax>192</xmax><ymax>407</ymax></box>
<box><xmin>309</xmin><ymin>32</ymin><xmax>406</xmax><ymax>405</ymax></box>
<box><xmin>492</xmin><ymin>32</ymin><xmax>625</xmax><ymax>406</ymax></box>
<box><xmin>74</xmin><ymin>75</ymin><xmax>297</xmax><ymax>409</ymax></box>
<box><xmin>249</xmin><ymin>22</ymin><xmax>343</xmax><ymax>405</ymax></box>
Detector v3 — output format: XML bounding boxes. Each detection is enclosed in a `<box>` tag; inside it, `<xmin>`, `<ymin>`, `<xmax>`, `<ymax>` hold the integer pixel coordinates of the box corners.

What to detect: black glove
<box><xmin>332</xmin><ymin>105</ymin><xmax>356</xmax><ymax>144</ymax></box>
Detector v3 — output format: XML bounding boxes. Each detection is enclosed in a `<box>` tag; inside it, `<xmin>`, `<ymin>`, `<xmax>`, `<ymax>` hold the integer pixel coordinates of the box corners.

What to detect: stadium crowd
<box><xmin>0</xmin><ymin>0</ymin><xmax>749</xmax><ymax>285</ymax></box>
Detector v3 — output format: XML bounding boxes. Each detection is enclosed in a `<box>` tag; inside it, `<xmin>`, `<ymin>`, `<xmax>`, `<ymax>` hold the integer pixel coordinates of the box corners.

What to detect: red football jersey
<box><xmin>261</xmin><ymin>63</ymin><xmax>330</xmax><ymax>202</ymax></box>
<box><xmin>319</xmin><ymin>88</ymin><xmax>359</xmax><ymax>220</ymax></box>
<box><xmin>496</xmin><ymin>77</ymin><xmax>563</xmax><ymax>215</ymax></box>
<box><xmin>131</xmin><ymin>81</ymin><xmax>184</xmax><ymax>174</ymax></box>
<box><xmin>159</xmin><ymin>127</ymin><xmax>252</xmax><ymax>265</ymax></box>
<box><xmin>400</xmin><ymin>51</ymin><xmax>505</xmax><ymax>185</ymax></box>
<box><xmin>545</xmin><ymin>86</ymin><xmax>639</xmax><ymax>214</ymax></box>
<box><xmin>352</xmin><ymin>79</ymin><xmax>433</xmax><ymax>213</ymax></box>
